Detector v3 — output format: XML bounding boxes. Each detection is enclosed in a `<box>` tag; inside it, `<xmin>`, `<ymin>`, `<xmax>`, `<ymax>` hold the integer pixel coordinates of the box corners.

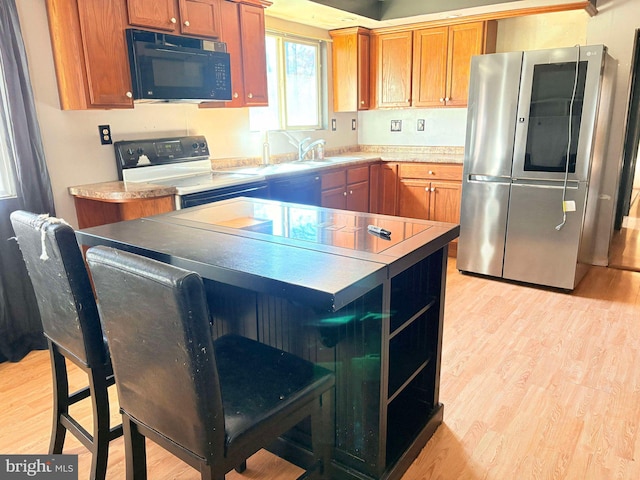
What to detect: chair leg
<box><xmin>88</xmin><ymin>365</ymin><xmax>111</xmax><ymax>480</ymax></box>
<box><xmin>48</xmin><ymin>344</ymin><xmax>68</xmax><ymax>454</ymax></box>
<box><xmin>123</xmin><ymin>416</ymin><xmax>147</xmax><ymax>480</ymax></box>
<box><xmin>234</xmin><ymin>460</ymin><xmax>247</xmax><ymax>473</ymax></box>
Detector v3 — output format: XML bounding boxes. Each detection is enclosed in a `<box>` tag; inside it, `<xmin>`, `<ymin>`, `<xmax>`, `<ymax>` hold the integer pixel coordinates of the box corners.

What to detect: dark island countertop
<box><xmin>76</xmin><ymin>197</ymin><xmax>459</xmax><ymax>312</ymax></box>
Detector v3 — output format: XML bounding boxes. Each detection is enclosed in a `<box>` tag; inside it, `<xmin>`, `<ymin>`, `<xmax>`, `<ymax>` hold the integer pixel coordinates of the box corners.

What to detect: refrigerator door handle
<box><xmin>468</xmin><ymin>174</ymin><xmax>511</xmax><ymax>184</ymax></box>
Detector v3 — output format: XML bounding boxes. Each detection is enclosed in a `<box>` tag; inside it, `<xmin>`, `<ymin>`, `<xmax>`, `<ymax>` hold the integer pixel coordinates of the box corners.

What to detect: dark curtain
<box><xmin>0</xmin><ymin>0</ymin><xmax>55</xmax><ymax>361</ymax></box>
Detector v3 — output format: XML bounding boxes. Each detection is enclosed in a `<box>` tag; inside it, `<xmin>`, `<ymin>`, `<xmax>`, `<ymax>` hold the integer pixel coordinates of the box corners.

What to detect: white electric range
<box><xmin>115</xmin><ymin>135</ymin><xmax>267</xmax><ymax>209</ymax></box>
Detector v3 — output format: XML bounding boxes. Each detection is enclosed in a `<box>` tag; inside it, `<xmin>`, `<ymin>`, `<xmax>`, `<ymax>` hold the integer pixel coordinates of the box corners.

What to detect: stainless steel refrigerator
<box><xmin>457</xmin><ymin>45</ymin><xmax>615</xmax><ymax>290</ymax></box>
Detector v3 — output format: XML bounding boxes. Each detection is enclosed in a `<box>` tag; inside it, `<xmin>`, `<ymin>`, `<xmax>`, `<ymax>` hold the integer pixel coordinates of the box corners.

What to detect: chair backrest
<box><xmin>10</xmin><ymin>210</ymin><xmax>106</xmax><ymax>367</ymax></box>
<box><xmin>85</xmin><ymin>245</ymin><xmax>226</xmax><ymax>460</ymax></box>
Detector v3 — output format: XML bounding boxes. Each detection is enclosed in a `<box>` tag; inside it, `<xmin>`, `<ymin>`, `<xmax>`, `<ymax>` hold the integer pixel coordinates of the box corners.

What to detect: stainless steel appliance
<box><xmin>126</xmin><ymin>29</ymin><xmax>232</xmax><ymax>102</ymax></box>
<box><xmin>115</xmin><ymin>136</ymin><xmax>267</xmax><ymax>209</ymax></box>
<box><xmin>457</xmin><ymin>45</ymin><xmax>615</xmax><ymax>290</ymax></box>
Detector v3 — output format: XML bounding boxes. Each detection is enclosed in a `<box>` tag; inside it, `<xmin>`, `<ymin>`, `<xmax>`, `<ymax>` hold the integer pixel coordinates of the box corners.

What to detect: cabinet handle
<box><xmin>248</xmin><ymin>93</ymin><xmax>253</xmax><ymax>99</ymax></box>
<box><xmin>349</xmin><ymin>190</ymin><xmax>353</xmax><ymax>195</ymax></box>
<box><xmin>343</xmin><ymin>192</ymin><xmax>347</xmax><ymax>196</ymax></box>
<box><xmin>125</xmin><ymin>91</ymin><xmax>133</xmax><ymax>98</ymax></box>
<box><xmin>428</xmin><ymin>170</ymin><xmax>434</xmax><ymax>175</ymax></box>
<box><xmin>170</xmin><ymin>17</ymin><xmax>177</xmax><ymax>24</ymax></box>
<box><xmin>439</xmin><ymin>98</ymin><xmax>444</xmax><ymax>102</ymax></box>
<box><xmin>233</xmin><ymin>92</ymin><xmax>239</xmax><ymax>99</ymax></box>
<box><xmin>431</xmin><ymin>187</ymin><xmax>435</xmax><ymax>192</ymax></box>
<box><xmin>445</xmin><ymin>97</ymin><xmax>450</xmax><ymax>102</ymax></box>
<box><xmin>184</xmin><ymin>20</ymin><xmax>190</xmax><ymax>27</ymax></box>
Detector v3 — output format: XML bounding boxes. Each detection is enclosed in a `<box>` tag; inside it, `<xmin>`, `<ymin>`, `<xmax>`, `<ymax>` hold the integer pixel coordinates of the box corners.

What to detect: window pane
<box><xmin>284</xmin><ymin>41</ymin><xmax>318</xmax><ymax>128</ymax></box>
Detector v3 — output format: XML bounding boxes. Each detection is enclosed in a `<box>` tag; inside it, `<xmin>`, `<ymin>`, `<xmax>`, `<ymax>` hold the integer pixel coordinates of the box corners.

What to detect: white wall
<box><xmin>496</xmin><ymin>9</ymin><xmax>588</xmax><ymax>52</ymax></box>
<box><xmin>15</xmin><ymin>0</ymin><xmax>357</xmax><ymax>227</ymax></box>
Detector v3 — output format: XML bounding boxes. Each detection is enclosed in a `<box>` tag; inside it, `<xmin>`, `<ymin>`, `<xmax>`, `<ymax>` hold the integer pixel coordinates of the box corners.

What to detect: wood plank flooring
<box><xmin>1</xmin><ymin>263</ymin><xmax>640</xmax><ymax>479</ymax></box>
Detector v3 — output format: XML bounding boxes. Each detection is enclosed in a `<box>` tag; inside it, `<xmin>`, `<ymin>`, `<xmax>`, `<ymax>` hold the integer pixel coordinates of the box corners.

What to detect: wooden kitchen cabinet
<box><xmin>371</xmin><ymin>30</ymin><xmax>413</xmax><ymax>108</ymax></box>
<box><xmin>208</xmin><ymin>0</ymin><xmax>268</xmax><ymax>107</ymax></box>
<box><xmin>46</xmin><ymin>0</ymin><xmax>134</xmax><ymax>109</ymax></box>
<box><xmin>413</xmin><ymin>22</ymin><xmax>496</xmax><ymax>107</ymax></box>
<box><xmin>397</xmin><ymin>163</ymin><xmax>462</xmax><ymax>255</ymax></box>
<box><xmin>372</xmin><ymin>20</ymin><xmax>496</xmax><ymax>108</ymax></box>
<box><xmin>330</xmin><ymin>27</ymin><xmax>371</xmax><ymax>112</ymax></box>
<box><xmin>126</xmin><ymin>0</ymin><xmax>223</xmax><ymax>39</ymax></box>
<box><xmin>321</xmin><ymin>165</ymin><xmax>370</xmax><ymax>212</ymax></box>
<box><xmin>237</xmin><ymin>2</ymin><xmax>269</xmax><ymax>106</ymax></box>
<box><xmin>369</xmin><ymin>162</ymin><xmax>398</xmax><ymax>215</ymax></box>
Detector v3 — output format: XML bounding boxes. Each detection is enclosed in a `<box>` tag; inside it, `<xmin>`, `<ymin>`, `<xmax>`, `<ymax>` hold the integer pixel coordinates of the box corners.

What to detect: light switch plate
<box><xmin>391</xmin><ymin>120</ymin><xmax>402</xmax><ymax>132</ymax></box>
<box><xmin>417</xmin><ymin>119</ymin><xmax>425</xmax><ymax>131</ymax></box>
<box><xmin>331</xmin><ymin>118</ymin><xmax>337</xmax><ymax>131</ymax></box>
<box><xmin>352</xmin><ymin>118</ymin><xmax>356</xmax><ymax>130</ymax></box>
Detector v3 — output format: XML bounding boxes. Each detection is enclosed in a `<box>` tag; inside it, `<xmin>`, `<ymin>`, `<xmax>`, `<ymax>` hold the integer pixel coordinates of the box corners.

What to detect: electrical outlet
<box><xmin>331</xmin><ymin>118</ymin><xmax>337</xmax><ymax>131</ymax></box>
<box><xmin>391</xmin><ymin>120</ymin><xmax>402</xmax><ymax>132</ymax></box>
<box><xmin>99</xmin><ymin>125</ymin><xmax>112</xmax><ymax>145</ymax></box>
<box><xmin>352</xmin><ymin>118</ymin><xmax>357</xmax><ymax>130</ymax></box>
<box><xmin>417</xmin><ymin>119</ymin><xmax>425</xmax><ymax>131</ymax></box>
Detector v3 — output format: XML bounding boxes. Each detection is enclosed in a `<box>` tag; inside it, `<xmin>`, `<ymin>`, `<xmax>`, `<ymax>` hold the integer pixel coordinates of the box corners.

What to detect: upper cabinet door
<box><xmin>77</xmin><ymin>0</ymin><xmax>134</xmax><ymax>108</ymax></box>
<box><xmin>412</xmin><ymin>27</ymin><xmax>448</xmax><ymax>107</ymax></box>
<box><xmin>178</xmin><ymin>0</ymin><xmax>222</xmax><ymax>39</ymax></box>
<box><xmin>373</xmin><ymin>31</ymin><xmax>413</xmax><ymax>108</ymax></box>
<box><xmin>239</xmin><ymin>3</ymin><xmax>268</xmax><ymax>106</ymax></box>
<box><xmin>127</xmin><ymin>0</ymin><xmax>179</xmax><ymax>32</ymax></box>
<box><xmin>217</xmin><ymin>0</ymin><xmax>245</xmax><ymax>107</ymax></box>
<box><xmin>357</xmin><ymin>32</ymin><xmax>370</xmax><ymax>110</ymax></box>
<box><xmin>446</xmin><ymin>22</ymin><xmax>487</xmax><ymax>107</ymax></box>
<box><xmin>330</xmin><ymin>27</ymin><xmax>371</xmax><ymax>112</ymax></box>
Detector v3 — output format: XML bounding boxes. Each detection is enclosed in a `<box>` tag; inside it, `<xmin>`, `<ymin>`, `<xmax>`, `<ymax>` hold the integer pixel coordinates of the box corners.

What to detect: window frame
<box><xmin>251</xmin><ymin>31</ymin><xmax>324</xmax><ymax>132</ymax></box>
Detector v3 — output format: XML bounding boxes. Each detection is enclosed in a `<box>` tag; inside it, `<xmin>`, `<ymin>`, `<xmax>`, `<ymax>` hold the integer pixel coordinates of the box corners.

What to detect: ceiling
<box><xmin>265</xmin><ymin>0</ymin><xmax>595</xmax><ymax>30</ymax></box>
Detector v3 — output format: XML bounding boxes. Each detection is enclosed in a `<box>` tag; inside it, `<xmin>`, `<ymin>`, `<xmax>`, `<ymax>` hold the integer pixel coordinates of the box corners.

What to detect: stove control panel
<box><xmin>114</xmin><ymin>135</ymin><xmax>210</xmax><ymax>180</ymax></box>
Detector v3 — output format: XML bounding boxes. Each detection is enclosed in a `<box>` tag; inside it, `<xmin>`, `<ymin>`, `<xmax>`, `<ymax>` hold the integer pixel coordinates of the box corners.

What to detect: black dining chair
<box><xmin>9</xmin><ymin>210</ymin><xmax>122</xmax><ymax>480</ymax></box>
<box><xmin>85</xmin><ymin>245</ymin><xmax>335</xmax><ymax>480</ymax></box>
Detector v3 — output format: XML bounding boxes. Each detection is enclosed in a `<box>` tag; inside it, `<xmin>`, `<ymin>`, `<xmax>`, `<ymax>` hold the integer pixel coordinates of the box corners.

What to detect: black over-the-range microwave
<box><xmin>125</xmin><ymin>29</ymin><xmax>232</xmax><ymax>102</ymax></box>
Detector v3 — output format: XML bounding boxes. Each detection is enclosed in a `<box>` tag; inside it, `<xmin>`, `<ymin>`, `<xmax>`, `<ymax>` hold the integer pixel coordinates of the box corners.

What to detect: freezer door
<box><xmin>502</xmin><ymin>181</ymin><xmax>587</xmax><ymax>289</ymax></box>
<box><xmin>512</xmin><ymin>45</ymin><xmax>605</xmax><ymax>182</ymax></box>
<box><xmin>464</xmin><ymin>51</ymin><xmax>523</xmax><ymax>178</ymax></box>
<box><xmin>457</xmin><ymin>177</ymin><xmax>511</xmax><ymax>277</ymax></box>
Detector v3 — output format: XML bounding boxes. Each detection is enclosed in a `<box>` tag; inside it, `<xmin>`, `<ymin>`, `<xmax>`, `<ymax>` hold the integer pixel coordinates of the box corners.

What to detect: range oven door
<box><xmin>179</xmin><ymin>182</ymin><xmax>269</xmax><ymax>209</ymax></box>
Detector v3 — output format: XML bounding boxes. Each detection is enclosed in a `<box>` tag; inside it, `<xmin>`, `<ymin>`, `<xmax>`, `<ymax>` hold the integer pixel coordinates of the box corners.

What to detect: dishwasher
<box><xmin>180</xmin><ymin>181</ymin><xmax>269</xmax><ymax>208</ymax></box>
<box><xmin>269</xmin><ymin>173</ymin><xmax>321</xmax><ymax>206</ymax></box>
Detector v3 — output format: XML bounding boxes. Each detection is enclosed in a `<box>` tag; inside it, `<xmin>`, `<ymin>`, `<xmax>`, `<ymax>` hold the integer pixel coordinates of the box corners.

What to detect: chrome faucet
<box><xmin>281</xmin><ymin>131</ymin><xmax>325</xmax><ymax>160</ymax></box>
<box><xmin>299</xmin><ymin>138</ymin><xmax>326</xmax><ymax>160</ymax></box>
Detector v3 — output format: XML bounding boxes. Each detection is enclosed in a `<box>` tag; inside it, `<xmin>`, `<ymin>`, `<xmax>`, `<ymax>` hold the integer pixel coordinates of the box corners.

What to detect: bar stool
<box><xmin>86</xmin><ymin>245</ymin><xmax>335</xmax><ymax>480</ymax></box>
<box><xmin>10</xmin><ymin>211</ymin><xmax>122</xmax><ymax>480</ymax></box>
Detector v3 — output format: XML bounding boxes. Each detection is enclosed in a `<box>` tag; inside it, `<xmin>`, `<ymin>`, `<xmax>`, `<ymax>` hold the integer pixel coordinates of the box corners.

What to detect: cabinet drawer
<box><xmin>399</xmin><ymin>163</ymin><xmax>462</xmax><ymax>181</ymax></box>
<box><xmin>322</xmin><ymin>169</ymin><xmax>346</xmax><ymax>190</ymax></box>
<box><xmin>347</xmin><ymin>165</ymin><xmax>369</xmax><ymax>184</ymax></box>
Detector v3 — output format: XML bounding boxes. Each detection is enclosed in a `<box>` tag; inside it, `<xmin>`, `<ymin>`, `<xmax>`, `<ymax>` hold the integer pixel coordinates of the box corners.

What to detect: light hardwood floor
<box><xmin>2</xmin><ymin>263</ymin><xmax>639</xmax><ymax>479</ymax></box>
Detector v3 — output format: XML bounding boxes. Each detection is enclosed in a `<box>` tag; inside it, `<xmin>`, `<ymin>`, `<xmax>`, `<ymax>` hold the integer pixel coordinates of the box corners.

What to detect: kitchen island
<box><xmin>75</xmin><ymin>198</ymin><xmax>459</xmax><ymax>480</ymax></box>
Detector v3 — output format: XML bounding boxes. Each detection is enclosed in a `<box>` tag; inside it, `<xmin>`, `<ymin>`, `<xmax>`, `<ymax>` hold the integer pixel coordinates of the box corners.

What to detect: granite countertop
<box><xmin>68</xmin><ymin>181</ymin><xmax>177</xmax><ymax>201</ymax></box>
<box><xmin>69</xmin><ymin>146</ymin><xmax>464</xmax><ymax>202</ymax></box>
